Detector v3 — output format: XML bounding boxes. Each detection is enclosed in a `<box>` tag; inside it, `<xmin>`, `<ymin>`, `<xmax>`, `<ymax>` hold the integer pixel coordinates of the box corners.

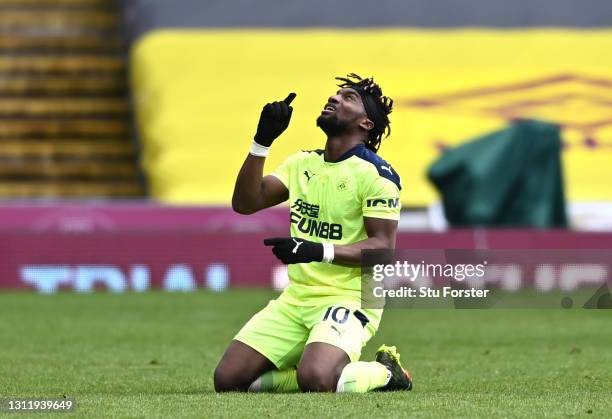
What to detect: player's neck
<box><xmin>324</xmin><ymin>137</ymin><xmax>364</xmax><ymax>162</ymax></box>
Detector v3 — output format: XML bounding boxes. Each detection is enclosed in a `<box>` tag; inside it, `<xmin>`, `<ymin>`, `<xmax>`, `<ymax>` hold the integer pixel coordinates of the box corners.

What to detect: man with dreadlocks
<box><xmin>214</xmin><ymin>74</ymin><xmax>412</xmax><ymax>394</ymax></box>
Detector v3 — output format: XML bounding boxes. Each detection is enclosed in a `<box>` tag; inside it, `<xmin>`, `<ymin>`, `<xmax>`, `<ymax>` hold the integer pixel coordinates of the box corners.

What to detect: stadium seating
<box><xmin>0</xmin><ymin>0</ymin><xmax>143</xmax><ymax>199</ymax></box>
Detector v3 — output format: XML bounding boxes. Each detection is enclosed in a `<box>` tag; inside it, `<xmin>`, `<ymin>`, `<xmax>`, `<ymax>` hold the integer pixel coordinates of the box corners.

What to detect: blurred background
<box><xmin>0</xmin><ymin>0</ymin><xmax>611</xmax><ymax>293</ymax></box>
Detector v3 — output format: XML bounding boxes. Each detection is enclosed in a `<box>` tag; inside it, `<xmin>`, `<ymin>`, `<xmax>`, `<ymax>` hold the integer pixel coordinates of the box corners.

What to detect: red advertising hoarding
<box><xmin>1</xmin><ymin>205</ymin><xmax>611</xmax><ymax>293</ymax></box>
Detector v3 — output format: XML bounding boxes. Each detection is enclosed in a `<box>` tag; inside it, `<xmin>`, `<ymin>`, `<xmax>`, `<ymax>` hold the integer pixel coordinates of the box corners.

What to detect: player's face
<box><xmin>316</xmin><ymin>88</ymin><xmax>371</xmax><ymax>137</ymax></box>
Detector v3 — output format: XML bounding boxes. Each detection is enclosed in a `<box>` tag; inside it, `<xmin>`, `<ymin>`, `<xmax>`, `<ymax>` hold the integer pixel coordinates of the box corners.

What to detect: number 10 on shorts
<box><xmin>322</xmin><ymin>306</ymin><xmax>350</xmax><ymax>324</ymax></box>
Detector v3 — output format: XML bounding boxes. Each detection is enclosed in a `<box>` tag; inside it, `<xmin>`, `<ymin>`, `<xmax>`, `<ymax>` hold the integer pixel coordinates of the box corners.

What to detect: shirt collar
<box><xmin>324</xmin><ymin>143</ymin><xmax>366</xmax><ymax>163</ymax></box>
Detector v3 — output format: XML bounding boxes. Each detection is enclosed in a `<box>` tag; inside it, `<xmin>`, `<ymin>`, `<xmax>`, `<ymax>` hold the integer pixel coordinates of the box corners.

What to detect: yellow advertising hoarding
<box><xmin>132</xmin><ymin>30</ymin><xmax>612</xmax><ymax>205</ymax></box>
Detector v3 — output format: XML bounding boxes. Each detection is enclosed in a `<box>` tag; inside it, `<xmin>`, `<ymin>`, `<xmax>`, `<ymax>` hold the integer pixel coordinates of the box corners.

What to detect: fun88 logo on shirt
<box><xmin>290</xmin><ymin>199</ymin><xmax>343</xmax><ymax>240</ymax></box>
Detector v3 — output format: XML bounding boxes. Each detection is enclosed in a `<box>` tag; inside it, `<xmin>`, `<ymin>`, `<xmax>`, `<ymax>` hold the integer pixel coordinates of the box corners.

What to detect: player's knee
<box><xmin>213</xmin><ymin>365</ymin><xmax>233</xmax><ymax>392</ymax></box>
<box><xmin>214</xmin><ymin>364</ymin><xmax>249</xmax><ymax>392</ymax></box>
<box><xmin>297</xmin><ymin>364</ymin><xmax>338</xmax><ymax>392</ymax></box>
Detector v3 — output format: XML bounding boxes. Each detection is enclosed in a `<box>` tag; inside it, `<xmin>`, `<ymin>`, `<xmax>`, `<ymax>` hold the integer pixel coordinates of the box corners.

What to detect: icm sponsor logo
<box><xmin>366</xmin><ymin>198</ymin><xmax>400</xmax><ymax>208</ymax></box>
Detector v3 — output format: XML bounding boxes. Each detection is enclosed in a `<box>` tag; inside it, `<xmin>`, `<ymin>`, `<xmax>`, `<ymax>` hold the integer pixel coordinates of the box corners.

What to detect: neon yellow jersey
<box><xmin>270</xmin><ymin>143</ymin><xmax>401</xmax><ymax>307</ymax></box>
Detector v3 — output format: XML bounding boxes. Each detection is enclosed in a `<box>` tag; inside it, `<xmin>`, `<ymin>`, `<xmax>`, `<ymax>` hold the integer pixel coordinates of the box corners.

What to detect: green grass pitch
<box><xmin>0</xmin><ymin>290</ymin><xmax>610</xmax><ymax>418</ymax></box>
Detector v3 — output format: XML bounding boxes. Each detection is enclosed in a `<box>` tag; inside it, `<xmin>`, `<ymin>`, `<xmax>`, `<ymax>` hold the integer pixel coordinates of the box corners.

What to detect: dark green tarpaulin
<box><xmin>427</xmin><ymin>120</ymin><xmax>567</xmax><ymax>227</ymax></box>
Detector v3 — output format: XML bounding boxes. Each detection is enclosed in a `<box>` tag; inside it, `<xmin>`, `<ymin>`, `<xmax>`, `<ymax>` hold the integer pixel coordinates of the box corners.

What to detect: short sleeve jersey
<box><xmin>270</xmin><ymin>143</ymin><xmax>401</xmax><ymax>306</ymax></box>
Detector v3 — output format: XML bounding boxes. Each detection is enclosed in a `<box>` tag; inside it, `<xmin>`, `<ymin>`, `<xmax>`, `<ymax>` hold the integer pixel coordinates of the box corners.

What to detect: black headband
<box><xmin>354</xmin><ymin>86</ymin><xmax>387</xmax><ymax>139</ymax></box>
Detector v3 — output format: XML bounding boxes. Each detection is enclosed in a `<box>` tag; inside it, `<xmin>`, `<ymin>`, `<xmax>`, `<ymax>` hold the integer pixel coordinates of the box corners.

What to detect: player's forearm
<box><xmin>332</xmin><ymin>237</ymin><xmax>394</xmax><ymax>266</ymax></box>
<box><xmin>234</xmin><ymin>93</ymin><xmax>295</xmax><ymax>214</ymax></box>
<box><xmin>232</xmin><ymin>154</ymin><xmax>266</xmax><ymax>214</ymax></box>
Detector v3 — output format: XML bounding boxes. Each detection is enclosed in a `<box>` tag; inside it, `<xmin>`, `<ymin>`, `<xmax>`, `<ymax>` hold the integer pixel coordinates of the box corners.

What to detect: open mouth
<box><xmin>321</xmin><ymin>104</ymin><xmax>337</xmax><ymax>114</ymax></box>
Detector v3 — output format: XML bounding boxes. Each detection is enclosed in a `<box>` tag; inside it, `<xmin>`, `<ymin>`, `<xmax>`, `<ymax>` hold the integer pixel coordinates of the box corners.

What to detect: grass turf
<box><xmin>0</xmin><ymin>290</ymin><xmax>610</xmax><ymax>418</ymax></box>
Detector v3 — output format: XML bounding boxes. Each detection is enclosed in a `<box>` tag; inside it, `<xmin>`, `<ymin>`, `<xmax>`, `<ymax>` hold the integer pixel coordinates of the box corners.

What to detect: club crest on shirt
<box><xmin>337</xmin><ymin>178</ymin><xmax>350</xmax><ymax>191</ymax></box>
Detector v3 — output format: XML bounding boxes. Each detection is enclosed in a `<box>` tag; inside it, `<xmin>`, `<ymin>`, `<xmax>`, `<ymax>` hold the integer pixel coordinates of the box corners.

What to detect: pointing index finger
<box><xmin>283</xmin><ymin>92</ymin><xmax>297</xmax><ymax>105</ymax></box>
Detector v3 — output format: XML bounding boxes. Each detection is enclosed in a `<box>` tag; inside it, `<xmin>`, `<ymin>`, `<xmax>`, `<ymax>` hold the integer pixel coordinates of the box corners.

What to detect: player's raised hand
<box><xmin>254</xmin><ymin>93</ymin><xmax>297</xmax><ymax>147</ymax></box>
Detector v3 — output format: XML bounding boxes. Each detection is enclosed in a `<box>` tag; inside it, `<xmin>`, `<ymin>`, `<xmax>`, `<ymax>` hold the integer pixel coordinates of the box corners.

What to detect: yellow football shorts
<box><xmin>234</xmin><ymin>298</ymin><xmax>381</xmax><ymax>369</ymax></box>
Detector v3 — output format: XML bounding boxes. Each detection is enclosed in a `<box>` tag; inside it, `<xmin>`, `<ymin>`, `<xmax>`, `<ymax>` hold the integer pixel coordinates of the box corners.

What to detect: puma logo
<box><xmin>331</xmin><ymin>325</ymin><xmax>342</xmax><ymax>338</ymax></box>
<box><xmin>381</xmin><ymin>165</ymin><xmax>393</xmax><ymax>175</ymax></box>
<box><xmin>304</xmin><ymin>170</ymin><xmax>315</xmax><ymax>183</ymax></box>
<box><xmin>292</xmin><ymin>239</ymin><xmax>303</xmax><ymax>254</ymax></box>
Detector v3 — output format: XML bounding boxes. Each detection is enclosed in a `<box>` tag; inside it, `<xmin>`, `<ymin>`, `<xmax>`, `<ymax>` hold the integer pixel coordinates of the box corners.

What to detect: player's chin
<box><xmin>316</xmin><ymin>113</ymin><xmax>336</xmax><ymax>128</ymax></box>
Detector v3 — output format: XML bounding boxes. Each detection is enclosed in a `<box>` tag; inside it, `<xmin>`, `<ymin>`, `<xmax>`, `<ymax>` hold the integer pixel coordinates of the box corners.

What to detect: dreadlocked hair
<box><xmin>335</xmin><ymin>73</ymin><xmax>394</xmax><ymax>152</ymax></box>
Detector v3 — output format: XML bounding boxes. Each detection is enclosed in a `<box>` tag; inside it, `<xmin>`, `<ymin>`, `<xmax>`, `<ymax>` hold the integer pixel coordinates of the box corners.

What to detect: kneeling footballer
<box><xmin>214</xmin><ymin>74</ymin><xmax>412</xmax><ymax>393</ymax></box>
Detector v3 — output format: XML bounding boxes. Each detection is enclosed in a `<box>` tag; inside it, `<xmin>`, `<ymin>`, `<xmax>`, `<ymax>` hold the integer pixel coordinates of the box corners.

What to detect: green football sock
<box><xmin>336</xmin><ymin>361</ymin><xmax>391</xmax><ymax>393</ymax></box>
<box><xmin>248</xmin><ymin>368</ymin><xmax>300</xmax><ymax>393</ymax></box>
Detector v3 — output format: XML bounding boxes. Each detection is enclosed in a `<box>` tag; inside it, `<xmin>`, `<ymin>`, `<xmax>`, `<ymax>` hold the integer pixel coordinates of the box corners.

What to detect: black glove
<box><xmin>264</xmin><ymin>237</ymin><xmax>323</xmax><ymax>264</ymax></box>
<box><xmin>254</xmin><ymin>93</ymin><xmax>296</xmax><ymax>147</ymax></box>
